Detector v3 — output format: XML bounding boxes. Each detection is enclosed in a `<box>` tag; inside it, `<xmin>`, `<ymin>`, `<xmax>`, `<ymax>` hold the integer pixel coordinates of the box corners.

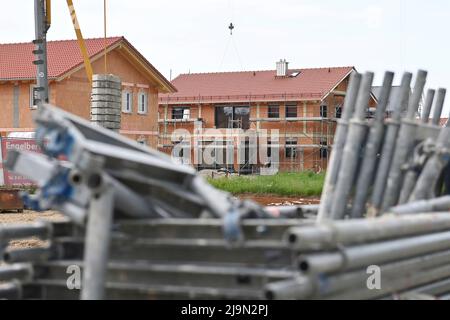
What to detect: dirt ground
<box><xmin>0</xmin><ymin>210</ymin><xmax>64</xmax><ymax>249</ymax></box>
<box><xmin>236</xmin><ymin>194</ymin><xmax>320</xmax><ymax>206</ymax></box>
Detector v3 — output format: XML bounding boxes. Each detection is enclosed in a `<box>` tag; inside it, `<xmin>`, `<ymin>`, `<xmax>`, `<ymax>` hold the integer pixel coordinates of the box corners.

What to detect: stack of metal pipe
<box><xmin>265</xmin><ymin>212</ymin><xmax>450</xmax><ymax>300</ymax></box>
<box><xmin>318</xmin><ymin>70</ymin><xmax>449</xmax><ymax>221</ymax></box>
<box><xmin>2</xmin><ymin>70</ymin><xmax>450</xmax><ymax>300</ymax></box>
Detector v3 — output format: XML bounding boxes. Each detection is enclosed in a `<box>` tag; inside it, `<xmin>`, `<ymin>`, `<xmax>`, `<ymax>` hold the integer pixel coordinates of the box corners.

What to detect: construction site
<box><xmin>156</xmin><ymin>65</ymin><xmax>377</xmax><ymax>174</ymax></box>
<box><xmin>2</xmin><ymin>0</ymin><xmax>450</xmax><ymax>307</ymax></box>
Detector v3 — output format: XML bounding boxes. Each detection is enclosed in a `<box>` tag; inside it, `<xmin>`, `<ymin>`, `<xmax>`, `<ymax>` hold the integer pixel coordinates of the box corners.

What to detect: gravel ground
<box><xmin>0</xmin><ymin>210</ymin><xmax>64</xmax><ymax>249</ymax></box>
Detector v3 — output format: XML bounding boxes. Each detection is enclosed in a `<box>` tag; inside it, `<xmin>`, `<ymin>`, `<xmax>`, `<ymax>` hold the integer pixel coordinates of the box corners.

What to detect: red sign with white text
<box><xmin>1</xmin><ymin>138</ymin><xmax>41</xmax><ymax>186</ymax></box>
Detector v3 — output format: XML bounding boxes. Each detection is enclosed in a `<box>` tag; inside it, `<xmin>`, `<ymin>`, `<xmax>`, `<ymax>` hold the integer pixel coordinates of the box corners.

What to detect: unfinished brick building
<box><xmin>0</xmin><ymin>36</ymin><xmax>175</xmax><ymax>145</ymax></box>
<box><xmin>158</xmin><ymin>61</ymin><xmax>376</xmax><ymax>173</ymax></box>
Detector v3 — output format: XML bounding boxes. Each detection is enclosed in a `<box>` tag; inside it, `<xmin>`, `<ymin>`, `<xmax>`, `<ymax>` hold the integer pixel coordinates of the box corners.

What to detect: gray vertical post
<box><xmin>431</xmin><ymin>89</ymin><xmax>446</xmax><ymax>125</ymax></box>
<box><xmin>91</xmin><ymin>74</ymin><xmax>122</xmax><ymax>132</ymax></box>
<box><xmin>317</xmin><ymin>72</ymin><xmax>361</xmax><ymax>222</ymax></box>
<box><xmin>330</xmin><ymin>72</ymin><xmax>373</xmax><ymax>220</ymax></box>
<box><xmin>382</xmin><ymin>70</ymin><xmax>427</xmax><ymax>212</ymax></box>
<box><xmin>81</xmin><ymin>182</ymin><xmax>114</xmax><ymax>300</ymax></box>
<box><xmin>350</xmin><ymin>72</ymin><xmax>394</xmax><ymax>218</ymax></box>
<box><xmin>421</xmin><ymin>89</ymin><xmax>435</xmax><ymax>123</ymax></box>
<box><xmin>368</xmin><ymin>72</ymin><xmax>412</xmax><ymax>216</ymax></box>
<box><xmin>33</xmin><ymin>0</ymin><xmax>49</xmax><ymax>105</ymax></box>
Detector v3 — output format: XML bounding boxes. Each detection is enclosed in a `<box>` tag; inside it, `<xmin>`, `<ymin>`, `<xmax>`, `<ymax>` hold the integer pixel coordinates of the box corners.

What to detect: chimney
<box><xmin>276</xmin><ymin>59</ymin><xmax>289</xmax><ymax>77</ymax></box>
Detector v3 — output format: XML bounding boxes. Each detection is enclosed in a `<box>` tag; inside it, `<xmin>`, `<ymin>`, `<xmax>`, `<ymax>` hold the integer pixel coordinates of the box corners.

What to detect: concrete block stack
<box><xmin>90</xmin><ymin>74</ymin><xmax>122</xmax><ymax>131</ymax></box>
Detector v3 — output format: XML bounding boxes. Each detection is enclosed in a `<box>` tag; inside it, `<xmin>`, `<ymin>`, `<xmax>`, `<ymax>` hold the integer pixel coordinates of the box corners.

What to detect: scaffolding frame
<box><xmin>157</xmin><ymin>93</ymin><xmax>345</xmax><ymax>174</ymax></box>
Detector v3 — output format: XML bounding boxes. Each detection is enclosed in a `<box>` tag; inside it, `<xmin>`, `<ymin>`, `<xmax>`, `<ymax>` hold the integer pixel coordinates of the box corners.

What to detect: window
<box><xmin>172</xmin><ymin>107</ymin><xmax>190</xmax><ymax>120</ymax></box>
<box><xmin>285</xmin><ymin>104</ymin><xmax>297</xmax><ymax>118</ymax></box>
<box><xmin>267</xmin><ymin>139</ymin><xmax>272</xmax><ymax>158</ymax></box>
<box><xmin>320</xmin><ymin>140</ymin><xmax>328</xmax><ymax>159</ymax></box>
<box><xmin>285</xmin><ymin>139</ymin><xmax>297</xmax><ymax>158</ymax></box>
<box><xmin>122</xmin><ymin>90</ymin><xmax>133</xmax><ymax>113</ymax></box>
<box><xmin>138</xmin><ymin>91</ymin><xmax>148</xmax><ymax>114</ymax></box>
<box><xmin>30</xmin><ymin>84</ymin><xmax>50</xmax><ymax>108</ymax></box>
<box><xmin>335</xmin><ymin>105</ymin><xmax>342</xmax><ymax>118</ymax></box>
<box><xmin>268</xmin><ymin>105</ymin><xmax>280</xmax><ymax>118</ymax></box>
<box><xmin>30</xmin><ymin>85</ymin><xmax>38</xmax><ymax>109</ymax></box>
<box><xmin>215</xmin><ymin>106</ymin><xmax>250</xmax><ymax>129</ymax></box>
<box><xmin>320</xmin><ymin>105</ymin><xmax>328</xmax><ymax>118</ymax></box>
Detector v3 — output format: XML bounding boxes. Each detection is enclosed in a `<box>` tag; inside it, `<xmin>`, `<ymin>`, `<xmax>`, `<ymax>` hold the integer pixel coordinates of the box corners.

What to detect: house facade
<box><xmin>158</xmin><ymin>62</ymin><xmax>376</xmax><ymax>173</ymax></box>
<box><xmin>0</xmin><ymin>36</ymin><xmax>175</xmax><ymax>146</ymax></box>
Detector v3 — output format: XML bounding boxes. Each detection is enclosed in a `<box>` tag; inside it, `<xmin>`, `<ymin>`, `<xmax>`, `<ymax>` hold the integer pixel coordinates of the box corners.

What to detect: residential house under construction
<box><xmin>0</xmin><ymin>37</ymin><xmax>175</xmax><ymax>145</ymax></box>
<box><xmin>158</xmin><ymin>61</ymin><xmax>376</xmax><ymax>173</ymax></box>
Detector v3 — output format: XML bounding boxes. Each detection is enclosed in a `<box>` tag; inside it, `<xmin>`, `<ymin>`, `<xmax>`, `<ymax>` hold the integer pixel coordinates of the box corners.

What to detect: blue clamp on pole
<box><xmin>20</xmin><ymin>193</ymin><xmax>43</xmax><ymax>212</ymax></box>
<box><xmin>41</xmin><ymin>169</ymin><xmax>74</xmax><ymax>205</ymax></box>
<box><xmin>43</xmin><ymin>128</ymin><xmax>74</xmax><ymax>158</ymax></box>
<box><xmin>222</xmin><ymin>208</ymin><xmax>243</xmax><ymax>243</ymax></box>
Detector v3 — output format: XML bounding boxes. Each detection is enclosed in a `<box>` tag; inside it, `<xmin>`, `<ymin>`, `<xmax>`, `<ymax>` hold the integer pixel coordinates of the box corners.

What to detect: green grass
<box><xmin>207</xmin><ymin>172</ymin><xmax>325</xmax><ymax>197</ymax></box>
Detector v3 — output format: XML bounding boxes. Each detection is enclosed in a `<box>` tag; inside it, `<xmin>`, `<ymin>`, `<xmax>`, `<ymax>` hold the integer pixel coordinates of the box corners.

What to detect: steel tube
<box><xmin>81</xmin><ymin>183</ymin><xmax>114</xmax><ymax>300</ymax></box>
<box><xmin>317</xmin><ymin>72</ymin><xmax>362</xmax><ymax>222</ymax></box>
<box><xmin>329</xmin><ymin>263</ymin><xmax>450</xmax><ymax>300</ymax></box>
<box><xmin>287</xmin><ymin>212</ymin><xmax>450</xmax><ymax>251</ymax></box>
<box><xmin>382</xmin><ymin>70</ymin><xmax>427</xmax><ymax>211</ymax></box>
<box><xmin>0</xmin><ymin>281</ymin><xmax>22</xmax><ymax>300</ymax></box>
<box><xmin>0</xmin><ymin>264</ymin><xmax>33</xmax><ymax>282</ymax></box>
<box><xmin>391</xmin><ymin>196</ymin><xmax>450</xmax><ymax>214</ymax></box>
<box><xmin>431</xmin><ymin>88</ymin><xmax>447</xmax><ymax>125</ymax></box>
<box><xmin>264</xmin><ymin>276</ymin><xmax>313</xmax><ymax>300</ymax></box>
<box><xmin>298</xmin><ymin>229</ymin><xmax>450</xmax><ymax>275</ymax></box>
<box><xmin>330</xmin><ymin>72</ymin><xmax>374</xmax><ymax>220</ymax></box>
<box><xmin>278</xmin><ymin>248</ymin><xmax>450</xmax><ymax>299</ymax></box>
<box><xmin>351</xmin><ymin>72</ymin><xmax>394</xmax><ymax>218</ymax></box>
<box><xmin>3</xmin><ymin>247</ymin><xmax>51</xmax><ymax>263</ymax></box>
<box><xmin>0</xmin><ymin>221</ymin><xmax>51</xmax><ymax>242</ymax></box>
<box><xmin>369</xmin><ymin>72</ymin><xmax>412</xmax><ymax>216</ymax></box>
<box><xmin>403</xmin><ymin>278</ymin><xmax>450</xmax><ymax>297</ymax></box>
<box><xmin>421</xmin><ymin>89</ymin><xmax>435</xmax><ymax>123</ymax></box>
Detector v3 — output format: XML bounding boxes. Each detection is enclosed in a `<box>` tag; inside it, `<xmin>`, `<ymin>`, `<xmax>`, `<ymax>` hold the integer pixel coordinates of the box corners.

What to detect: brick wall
<box><xmin>0</xmin><ymin>48</ymin><xmax>161</xmax><ymax>146</ymax></box>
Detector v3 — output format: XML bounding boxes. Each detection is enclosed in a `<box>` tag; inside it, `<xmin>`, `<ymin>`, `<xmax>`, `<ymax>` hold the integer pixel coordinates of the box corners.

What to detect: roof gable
<box><xmin>0</xmin><ymin>37</ymin><xmax>122</xmax><ymax>80</ymax></box>
<box><xmin>0</xmin><ymin>37</ymin><xmax>175</xmax><ymax>93</ymax></box>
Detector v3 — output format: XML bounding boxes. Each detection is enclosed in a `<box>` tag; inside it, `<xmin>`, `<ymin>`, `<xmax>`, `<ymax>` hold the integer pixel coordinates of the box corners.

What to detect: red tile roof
<box><xmin>159</xmin><ymin>67</ymin><xmax>354</xmax><ymax>104</ymax></box>
<box><xmin>0</xmin><ymin>37</ymin><xmax>123</xmax><ymax>80</ymax></box>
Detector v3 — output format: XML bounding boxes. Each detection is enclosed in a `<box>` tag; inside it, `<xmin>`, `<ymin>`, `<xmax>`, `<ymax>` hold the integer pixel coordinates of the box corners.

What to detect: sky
<box><xmin>1</xmin><ymin>0</ymin><xmax>450</xmax><ymax>112</ymax></box>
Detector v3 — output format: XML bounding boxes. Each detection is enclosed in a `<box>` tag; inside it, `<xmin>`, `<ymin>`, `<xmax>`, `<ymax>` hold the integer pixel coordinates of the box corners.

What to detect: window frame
<box><xmin>172</xmin><ymin>106</ymin><xmax>191</xmax><ymax>120</ymax></box>
<box><xmin>335</xmin><ymin>104</ymin><xmax>342</xmax><ymax>118</ymax></box>
<box><xmin>320</xmin><ymin>140</ymin><xmax>328</xmax><ymax>159</ymax></box>
<box><xmin>214</xmin><ymin>105</ymin><xmax>250</xmax><ymax>129</ymax></box>
<box><xmin>122</xmin><ymin>90</ymin><xmax>133</xmax><ymax>113</ymax></box>
<box><xmin>137</xmin><ymin>91</ymin><xmax>148</xmax><ymax>114</ymax></box>
<box><xmin>30</xmin><ymin>84</ymin><xmax>38</xmax><ymax>109</ymax></box>
<box><xmin>285</xmin><ymin>104</ymin><xmax>298</xmax><ymax>118</ymax></box>
<box><xmin>285</xmin><ymin>139</ymin><xmax>298</xmax><ymax>158</ymax></box>
<box><xmin>320</xmin><ymin>104</ymin><xmax>328</xmax><ymax>118</ymax></box>
<box><xmin>268</xmin><ymin>104</ymin><xmax>280</xmax><ymax>118</ymax></box>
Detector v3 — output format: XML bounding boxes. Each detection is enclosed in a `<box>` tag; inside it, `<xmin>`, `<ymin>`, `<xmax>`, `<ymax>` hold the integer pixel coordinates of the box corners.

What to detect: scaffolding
<box><xmin>157</xmin><ymin>92</ymin><xmax>346</xmax><ymax>174</ymax></box>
